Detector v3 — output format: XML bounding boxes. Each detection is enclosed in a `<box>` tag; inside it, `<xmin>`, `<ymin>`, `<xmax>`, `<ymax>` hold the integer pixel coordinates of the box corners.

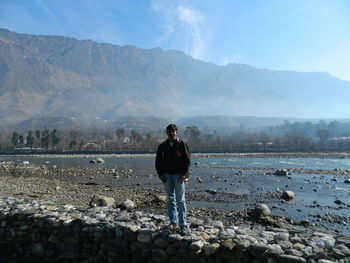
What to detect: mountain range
<box><xmin>1</xmin><ymin>28</ymin><xmax>350</xmax><ymax>130</ymax></box>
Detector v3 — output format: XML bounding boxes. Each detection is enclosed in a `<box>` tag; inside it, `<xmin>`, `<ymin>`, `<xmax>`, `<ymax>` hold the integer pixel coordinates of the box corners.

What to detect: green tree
<box><xmin>26</xmin><ymin>130</ymin><xmax>35</xmax><ymax>148</ymax></box>
<box><xmin>116</xmin><ymin>128</ymin><xmax>125</xmax><ymax>140</ymax></box>
<box><xmin>18</xmin><ymin>135</ymin><xmax>24</xmax><ymax>147</ymax></box>
<box><xmin>41</xmin><ymin>127</ymin><xmax>50</xmax><ymax>149</ymax></box>
<box><xmin>68</xmin><ymin>130</ymin><xmax>79</xmax><ymax>150</ymax></box>
<box><xmin>51</xmin><ymin>129</ymin><xmax>61</xmax><ymax>149</ymax></box>
<box><xmin>185</xmin><ymin>126</ymin><xmax>201</xmax><ymax>144</ymax></box>
<box><xmin>130</xmin><ymin>130</ymin><xmax>142</xmax><ymax>143</ymax></box>
<box><xmin>316</xmin><ymin>129</ymin><xmax>329</xmax><ymax>145</ymax></box>
<box><xmin>35</xmin><ymin>130</ymin><xmax>41</xmax><ymax>148</ymax></box>
<box><xmin>11</xmin><ymin>131</ymin><xmax>19</xmax><ymax>147</ymax></box>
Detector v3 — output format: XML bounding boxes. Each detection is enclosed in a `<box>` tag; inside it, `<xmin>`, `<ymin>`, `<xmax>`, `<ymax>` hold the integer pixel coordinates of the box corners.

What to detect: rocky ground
<box><xmin>0</xmin><ymin>160</ymin><xmax>250</xmax><ymax>226</ymax></box>
<box><xmin>0</xmin><ymin>157</ymin><xmax>348</xmax><ymax>232</ymax></box>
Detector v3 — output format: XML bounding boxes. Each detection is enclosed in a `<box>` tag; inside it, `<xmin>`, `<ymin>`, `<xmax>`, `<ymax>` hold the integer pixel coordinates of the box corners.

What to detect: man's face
<box><xmin>167</xmin><ymin>128</ymin><xmax>177</xmax><ymax>141</ymax></box>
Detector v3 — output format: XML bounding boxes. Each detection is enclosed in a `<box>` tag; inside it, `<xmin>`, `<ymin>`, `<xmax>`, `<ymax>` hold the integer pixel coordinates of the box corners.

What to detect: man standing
<box><xmin>155</xmin><ymin>124</ymin><xmax>191</xmax><ymax>235</ymax></box>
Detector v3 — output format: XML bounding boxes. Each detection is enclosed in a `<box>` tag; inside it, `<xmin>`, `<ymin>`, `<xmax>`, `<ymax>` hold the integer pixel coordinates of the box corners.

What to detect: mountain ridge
<box><xmin>1</xmin><ymin>28</ymin><xmax>350</xmax><ymax>129</ymax></box>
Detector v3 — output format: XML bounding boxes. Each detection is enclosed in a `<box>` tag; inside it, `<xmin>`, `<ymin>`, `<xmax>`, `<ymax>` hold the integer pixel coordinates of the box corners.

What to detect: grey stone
<box><xmin>152</xmin><ymin>248</ymin><xmax>168</xmax><ymax>263</ymax></box>
<box><xmin>333</xmin><ymin>244</ymin><xmax>350</xmax><ymax>258</ymax></box>
<box><xmin>204</xmin><ymin>243</ymin><xmax>220</xmax><ymax>255</ymax></box>
<box><xmin>278</xmin><ymin>254</ymin><xmax>307</xmax><ymax>263</ymax></box>
<box><xmin>96</xmin><ymin>157</ymin><xmax>105</xmax><ymax>163</ymax></box>
<box><xmin>138</xmin><ymin>230</ymin><xmax>152</xmax><ymax>243</ymax></box>
<box><xmin>117</xmin><ymin>199</ymin><xmax>135</xmax><ymax>211</ymax></box>
<box><xmin>282</xmin><ymin>190</ymin><xmax>295</xmax><ymax>200</ymax></box>
<box><xmin>249</xmin><ymin>243</ymin><xmax>270</xmax><ymax>258</ymax></box>
<box><xmin>190</xmin><ymin>240</ymin><xmax>204</xmax><ymax>251</ymax></box>
<box><xmin>89</xmin><ymin>195</ymin><xmax>115</xmax><ymax>208</ymax></box>
<box><xmin>32</xmin><ymin>243</ymin><xmax>44</xmax><ymax>256</ymax></box>
<box><xmin>154</xmin><ymin>237</ymin><xmax>168</xmax><ymax>248</ymax></box>
<box><xmin>254</xmin><ymin>204</ymin><xmax>271</xmax><ymax>217</ymax></box>
<box><xmin>274</xmin><ymin>169</ymin><xmax>289</xmax><ymax>176</ymax></box>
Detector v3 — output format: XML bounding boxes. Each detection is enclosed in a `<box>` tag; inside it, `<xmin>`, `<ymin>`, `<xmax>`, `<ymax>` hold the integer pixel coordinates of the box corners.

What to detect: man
<box><xmin>155</xmin><ymin>124</ymin><xmax>191</xmax><ymax>235</ymax></box>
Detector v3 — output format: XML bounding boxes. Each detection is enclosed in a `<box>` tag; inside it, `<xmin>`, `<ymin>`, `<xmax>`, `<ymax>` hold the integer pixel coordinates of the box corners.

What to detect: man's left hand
<box><xmin>180</xmin><ymin>175</ymin><xmax>188</xmax><ymax>183</ymax></box>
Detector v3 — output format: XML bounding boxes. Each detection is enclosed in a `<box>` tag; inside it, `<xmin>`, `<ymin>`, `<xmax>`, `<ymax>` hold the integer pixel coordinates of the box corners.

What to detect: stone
<box><xmin>117</xmin><ymin>199</ymin><xmax>135</xmax><ymax>211</ymax></box>
<box><xmin>249</xmin><ymin>243</ymin><xmax>270</xmax><ymax>258</ymax></box>
<box><xmin>152</xmin><ymin>248</ymin><xmax>168</xmax><ymax>263</ymax></box>
<box><xmin>282</xmin><ymin>190</ymin><xmax>294</xmax><ymax>200</ymax></box>
<box><xmin>32</xmin><ymin>243</ymin><xmax>44</xmax><ymax>256</ymax></box>
<box><xmin>212</xmin><ymin>220</ymin><xmax>224</xmax><ymax>230</ymax></box>
<box><xmin>138</xmin><ymin>230</ymin><xmax>152</xmax><ymax>243</ymax></box>
<box><xmin>274</xmin><ymin>169</ymin><xmax>289</xmax><ymax>176</ymax></box>
<box><xmin>204</xmin><ymin>243</ymin><xmax>220</xmax><ymax>255</ymax></box>
<box><xmin>254</xmin><ymin>204</ymin><xmax>271</xmax><ymax>217</ymax></box>
<box><xmin>154</xmin><ymin>237</ymin><xmax>168</xmax><ymax>248</ymax></box>
<box><xmin>278</xmin><ymin>254</ymin><xmax>307</xmax><ymax>263</ymax></box>
<box><xmin>89</xmin><ymin>195</ymin><xmax>115</xmax><ymax>208</ymax></box>
<box><xmin>274</xmin><ymin>232</ymin><xmax>289</xmax><ymax>242</ymax></box>
<box><xmin>206</xmin><ymin>189</ymin><xmax>217</xmax><ymax>195</ymax></box>
<box><xmin>292</xmin><ymin>243</ymin><xmax>305</xmax><ymax>251</ymax></box>
<box><xmin>333</xmin><ymin>244</ymin><xmax>350</xmax><ymax>258</ymax></box>
<box><xmin>96</xmin><ymin>157</ymin><xmax>105</xmax><ymax>163</ymax></box>
<box><xmin>190</xmin><ymin>240</ymin><xmax>204</xmax><ymax>251</ymax></box>
<box><xmin>269</xmin><ymin>244</ymin><xmax>284</xmax><ymax>255</ymax></box>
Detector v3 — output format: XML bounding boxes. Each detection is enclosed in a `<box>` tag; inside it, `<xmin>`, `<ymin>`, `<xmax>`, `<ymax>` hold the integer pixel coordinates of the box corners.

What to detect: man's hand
<box><xmin>180</xmin><ymin>175</ymin><xmax>188</xmax><ymax>183</ymax></box>
<box><xmin>159</xmin><ymin>174</ymin><xmax>166</xmax><ymax>183</ymax></box>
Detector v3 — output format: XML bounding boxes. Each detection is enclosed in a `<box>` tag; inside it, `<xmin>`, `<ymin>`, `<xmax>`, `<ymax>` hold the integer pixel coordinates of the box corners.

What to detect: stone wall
<box><xmin>1</xmin><ymin>197</ymin><xmax>350</xmax><ymax>263</ymax></box>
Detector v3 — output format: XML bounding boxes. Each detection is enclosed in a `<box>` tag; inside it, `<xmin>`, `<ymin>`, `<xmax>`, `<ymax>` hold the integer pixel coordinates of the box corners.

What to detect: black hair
<box><xmin>166</xmin><ymin>124</ymin><xmax>178</xmax><ymax>131</ymax></box>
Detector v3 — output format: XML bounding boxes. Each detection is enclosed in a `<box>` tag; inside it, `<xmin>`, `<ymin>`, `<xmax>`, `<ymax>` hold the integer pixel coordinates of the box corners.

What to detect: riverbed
<box><xmin>0</xmin><ymin>153</ymin><xmax>350</xmax><ymax>236</ymax></box>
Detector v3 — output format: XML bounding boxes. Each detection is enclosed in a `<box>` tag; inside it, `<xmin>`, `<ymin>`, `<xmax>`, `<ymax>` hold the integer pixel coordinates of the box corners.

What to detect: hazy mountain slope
<box><xmin>1</xmin><ymin>28</ymin><xmax>350</xmax><ymax>129</ymax></box>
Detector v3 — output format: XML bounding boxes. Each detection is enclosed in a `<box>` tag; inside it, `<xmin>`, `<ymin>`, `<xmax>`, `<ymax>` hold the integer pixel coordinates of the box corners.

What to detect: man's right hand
<box><xmin>159</xmin><ymin>174</ymin><xmax>166</xmax><ymax>183</ymax></box>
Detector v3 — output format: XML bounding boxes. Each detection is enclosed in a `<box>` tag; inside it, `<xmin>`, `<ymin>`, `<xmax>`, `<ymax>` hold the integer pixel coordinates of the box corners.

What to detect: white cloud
<box><xmin>177</xmin><ymin>6</ymin><xmax>206</xmax><ymax>59</ymax></box>
<box><xmin>151</xmin><ymin>0</ymin><xmax>209</xmax><ymax>60</ymax></box>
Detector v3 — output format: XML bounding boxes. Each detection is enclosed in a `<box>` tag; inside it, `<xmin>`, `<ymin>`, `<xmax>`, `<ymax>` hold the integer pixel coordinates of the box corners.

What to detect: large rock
<box><xmin>281</xmin><ymin>190</ymin><xmax>294</xmax><ymax>200</ymax></box>
<box><xmin>254</xmin><ymin>204</ymin><xmax>271</xmax><ymax>217</ymax></box>
<box><xmin>152</xmin><ymin>248</ymin><xmax>168</xmax><ymax>263</ymax></box>
<box><xmin>89</xmin><ymin>195</ymin><xmax>115</xmax><ymax>207</ymax></box>
<box><xmin>117</xmin><ymin>199</ymin><xmax>135</xmax><ymax>211</ymax></box>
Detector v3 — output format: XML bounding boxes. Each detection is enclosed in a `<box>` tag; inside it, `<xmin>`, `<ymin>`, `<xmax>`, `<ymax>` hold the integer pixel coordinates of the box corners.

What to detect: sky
<box><xmin>1</xmin><ymin>0</ymin><xmax>350</xmax><ymax>81</ymax></box>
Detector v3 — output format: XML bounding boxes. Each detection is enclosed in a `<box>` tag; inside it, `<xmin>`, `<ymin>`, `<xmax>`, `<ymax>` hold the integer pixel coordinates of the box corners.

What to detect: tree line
<box><xmin>2</xmin><ymin>120</ymin><xmax>350</xmax><ymax>152</ymax></box>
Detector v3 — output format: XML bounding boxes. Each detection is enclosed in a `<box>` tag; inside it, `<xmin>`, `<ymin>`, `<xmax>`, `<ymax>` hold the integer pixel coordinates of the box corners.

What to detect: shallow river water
<box><xmin>2</xmin><ymin>155</ymin><xmax>350</xmax><ymax>235</ymax></box>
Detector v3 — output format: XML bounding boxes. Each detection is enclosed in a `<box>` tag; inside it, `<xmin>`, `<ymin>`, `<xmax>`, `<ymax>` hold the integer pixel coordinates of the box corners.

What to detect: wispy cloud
<box><xmin>34</xmin><ymin>0</ymin><xmax>61</xmax><ymax>28</ymax></box>
<box><xmin>177</xmin><ymin>5</ymin><xmax>206</xmax><ymax>59</ymax></box>
<box><xmin>151</xmin><ymin>0</ymin><xmax>209</xmax><ymax>60</ymax></box>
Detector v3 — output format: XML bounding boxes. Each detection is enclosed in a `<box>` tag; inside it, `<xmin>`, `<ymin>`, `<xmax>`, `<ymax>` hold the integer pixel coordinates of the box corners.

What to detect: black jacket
<box><xmin>155</xmin><ymin>139</ymin><xmax>191</xmax><ymax>176</ymax></box>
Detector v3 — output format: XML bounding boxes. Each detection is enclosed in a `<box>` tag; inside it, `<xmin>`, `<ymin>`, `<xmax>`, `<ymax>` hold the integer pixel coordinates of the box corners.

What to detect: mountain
<box><xmin>1</xmin><ymin>28</ymin><xmax>350</xmax><ymax>129</ymax></box>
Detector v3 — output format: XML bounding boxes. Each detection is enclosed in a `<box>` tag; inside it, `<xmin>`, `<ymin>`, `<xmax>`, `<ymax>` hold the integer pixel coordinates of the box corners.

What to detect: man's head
<box><xmin>166</xmin><ymin>124</ymin><xmax>178</xmax><ymax>141</ymax></box>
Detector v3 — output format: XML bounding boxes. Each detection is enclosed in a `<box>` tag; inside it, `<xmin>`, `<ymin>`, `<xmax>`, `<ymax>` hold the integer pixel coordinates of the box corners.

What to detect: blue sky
<box><xmin>1</xmin><ymin>0</ymin><xmax>350</xmax><ymax>81</ymax></box>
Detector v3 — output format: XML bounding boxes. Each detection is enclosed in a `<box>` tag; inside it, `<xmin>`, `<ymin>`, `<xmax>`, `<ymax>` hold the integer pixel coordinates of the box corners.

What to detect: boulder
<box><xmin>89</xmin><ymin>195</ymin><xmax>115</xmax><ymax>208</ymax></box>
<box><xmin>96</xmin><ymin>157</ymin><xmax>105</xmax><ymax>163</ymax></box>
<box><xmin>254</xmin><ymin>204</ymin><xmax>271</xmax><ymax>217</ymax></box>
<box><xmin>117</xmin><ymin>199</ymin><xmax>135</xmax><ymax>211</ymax></box>
<box><xmin>282</xmin><ymin>190</ymin><xmax>294</xmax><ymax>200</ymax></box>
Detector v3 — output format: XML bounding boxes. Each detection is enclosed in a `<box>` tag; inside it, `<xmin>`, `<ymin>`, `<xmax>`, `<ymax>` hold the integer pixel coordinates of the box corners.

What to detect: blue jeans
<box><xmin>164</xmin><ymin>173</ymin><xmax>187</xmax><ymax>227</ymax></box>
